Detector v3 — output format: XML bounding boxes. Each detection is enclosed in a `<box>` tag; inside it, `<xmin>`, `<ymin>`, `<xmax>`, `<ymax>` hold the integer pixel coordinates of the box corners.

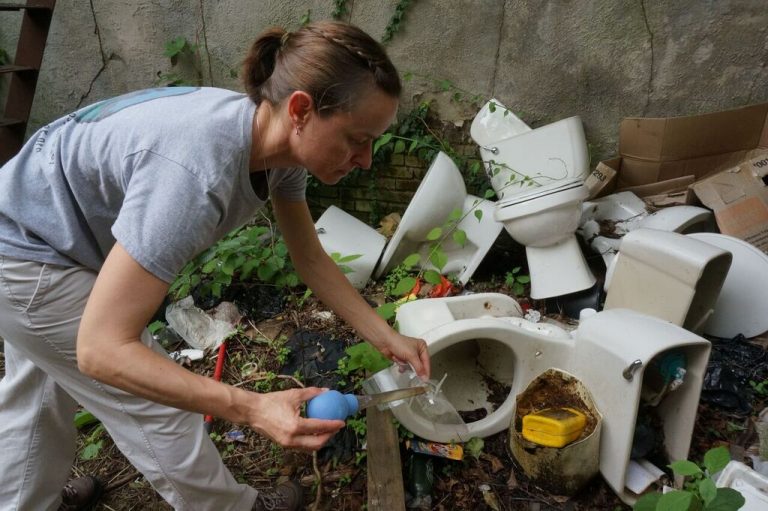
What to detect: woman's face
<box><xmin>297</xmin><ymin>87</ymin><xmax>399</xmax><ymax>185</ymax></box>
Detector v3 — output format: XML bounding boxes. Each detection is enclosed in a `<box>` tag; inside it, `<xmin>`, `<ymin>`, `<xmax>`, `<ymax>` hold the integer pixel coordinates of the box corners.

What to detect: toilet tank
<box><xmin>478</xmin><ymin>116</ymin><xmax>590</xmax><ymax>200</ymax></box>
<box><xmin>572</xmin><ymin>308</ymin><xmax>711</xmax><ymax>505</ymax></box>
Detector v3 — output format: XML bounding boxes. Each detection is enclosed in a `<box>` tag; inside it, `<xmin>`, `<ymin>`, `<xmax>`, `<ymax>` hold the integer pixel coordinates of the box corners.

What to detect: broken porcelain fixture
<box><xmin>579</xmin><ymin>191</ymin><xmax>714</xmax><ymax>268</ymax></box>
<box><xmin>371</xmin><ymin>292</ymin><xmax>712</xmax><ymax>505</ymax></box>
<box><xmin>471</xmin><ymin>99</ymin><xmax>594</xmax><ymax>299</ymax></box>
<box><xmin>603</xmin><ymin>229</ymin><xmax>732</xmax><ymax>334</ymax></box>
<box><xmin>687</xmin><ymin>232</ymin><xmax>768</xmax><ymax>339</ymax></box>
<box><xmin>716</xmin><ymin>461</ymin><xmax>768</xmax><ymax>511</ymax></box>
<box><xmin>315</xmin><ymin>205</ymin><xmax>386</xmax><ymax>289</ymax></box>
<box><xmin>373</xmin><ymin>151</ymin><xmax>503</xmax><ymax>284</ymax></box>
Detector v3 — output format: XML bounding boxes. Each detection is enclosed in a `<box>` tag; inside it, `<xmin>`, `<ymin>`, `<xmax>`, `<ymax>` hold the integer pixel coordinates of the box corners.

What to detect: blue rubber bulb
<box><xmin>306</xmin><ymin>390</ymin><xmax>359</xmax><ymax>420</ymax></box>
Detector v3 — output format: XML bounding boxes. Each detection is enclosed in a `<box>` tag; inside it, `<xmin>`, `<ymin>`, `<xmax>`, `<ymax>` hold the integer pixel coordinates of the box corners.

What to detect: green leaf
<box><xmin>240</xmin><ymin>259</ymin><xmax>258</xmax><ymax>279</ymax></box>
<box><xmin>452</xmin><ymin>229</ymin><xmax>467</xmax><ymax>247</ymax></box>
<box><xmin>202</xmin><ymin>259</ymin><xmax>218</xmax><ymax>274</ymax></box>
<box><xmin>390</xmin><ymin>277</ymin><xmax>417</xmax><ymax>296</ymax></box>
<box><xmin>338</xmin><ymin>265</ymin><xmax>354</xmax><ymax>274</ymax></box>
<box><xmin>657</xmin><ymin>490</ymin><xmax>694</xmax><ymax>511</ymax></box>
<box><xmin>423</xmin><ymin>270</ymin><xmax>442</xmax><ymax>285</ymax></box>
<box><xmin>147</xmin><ymin>320</ymin><xmax>165</xmax><ymax>334</ymax></box>
<box><xmin>81</xmin><ymin>440</ymin><xmax>104</xmax><ymax>460</ymax></box>
<box><xmin>74</xmin><ymin>410</ymin><xmax>99</xmax><ymax>429</ymax></box>
<box><xmin>402</xmin><ymin>253</ymin><xmax>421</xmax><ymax>268</ymax></box>
<box><xmin>438</xmin><ymin>79</ymin><xmax>452</xmax><ymax>91</ymax></box>
<box><xmin>163</xmin><ymin>36</ymin><xmax>187</xmax><ymax>58</ymax></box>
<box><xmin>336</xmin><ymin>253</ymin><xmax>363</xmax><ymax>263</ymax></box>
<box><xmin>483</xmin><ymin>188</ymin><xmax>496</xmax><ymax>199</ymax></box>
<box><xmin>403</xmin><ymin>71</ymin><xmax>413</xmax><ymax>81</ymax></box>
<box><xmin>488</xmin><ymin>102</ymin><xmax>496</xmax><ymax>113</ymax></box>
<box><xmin>426</xmin><ymin>227</ymin><xmax>442</xmax><ymax>241</ymax></box>
<box><xmin>633</xmin><ymin>492</ymin><xmax>662</xmax><ymax>511</ymax></box>
<box><xmin>257</xmin><ymin>262</ymin><xmax>277</xmax><ymax>282</ymax></box>
<box><xmin>376</xmin><ymin>302</ymin><xmax>397</xmax><ymax>320</ymax></box>
<box><xmin>409</xmin><ymin>139</ymin><xmax>419</xmax><ymax>154</ymax></box>
<box><xmin>670</xmin><ymin>460</ymin><xmax>703</xmax><ymax>477</ymax></box>
<box><xmin>394</xmin><ymin>140</ymin><xmax>406</xmax><ymax>154</ymax></box>
<box><xmin>517</xmin><ymin>275</ymin><xmax>531</xmax><ymax>284</ymax></box>
<box><xmin>703</xmin><ymin>446</ymin><xmax>730</xmax><ymax>475</ymax></box>
<box><xmin>430</xmin><ymin>248</ymin><xmax>448</xmax><ymax>271</ymax></box>
<box><xmin>699</xmin><ymin>478</ymin><xmax>717</xmax><ymax>506</ymax></box>
<box><xmin>704</xmin><ymin>488</ymin><xmax>745</xmax><ymax>511</ymax></box>
<box><xmin>448</xmin><ymin>208</ymin><xmax>463</xmax><ymax>221</ymax></box>
<box><xmin>465</xmin><ymin>437</ymin><xmax>484</xmax><ymax>459</ymax></box>
<box><xmin>373</xmin><ymin>133</ymin><xmax>393</xmax><ymax>154</ymax></box>
<box><xmin>474</xmin><ymin>210</ymin><xmax>483</xmax><ymax>222</ymax></box>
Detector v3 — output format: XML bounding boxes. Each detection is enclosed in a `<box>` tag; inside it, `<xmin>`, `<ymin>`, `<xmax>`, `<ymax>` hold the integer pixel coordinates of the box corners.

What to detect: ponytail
<box><xmin>242</xmin><ymin>27</ymin><xmax>285</xmax><ymax>104</ymax></box>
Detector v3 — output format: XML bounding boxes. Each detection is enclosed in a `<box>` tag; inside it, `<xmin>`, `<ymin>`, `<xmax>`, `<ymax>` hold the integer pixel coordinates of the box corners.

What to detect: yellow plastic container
<box><xmin>522</xmin><ymin>407</ymin><xmax>587</xmax><ymax>448</ymax></box>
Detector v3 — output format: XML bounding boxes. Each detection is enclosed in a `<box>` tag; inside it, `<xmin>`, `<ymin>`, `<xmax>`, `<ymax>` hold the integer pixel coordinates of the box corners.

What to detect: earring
<box><xmin>295</xmin><ymin>125</ymin><xmax>301</xmax><ymax>136</ymax></box>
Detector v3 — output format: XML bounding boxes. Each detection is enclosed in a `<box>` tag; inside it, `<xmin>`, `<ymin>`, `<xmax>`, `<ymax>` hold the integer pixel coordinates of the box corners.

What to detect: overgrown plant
<box><xmin>168</xmin><ymin>222</ymin><xmax>301</xmax><ymax>301</ymax></box>
<box><xmin>156</xmin><ymin>36</ymin><xmax>202</xmax><ymax>86</ymax></box>
<box><xmin>504</xmin><ymin>267</ymin><xmax>531</xmax><ymax>297</ymax></box>
<box><xmin>633</xmin><ymin>446</ymin><xmax>744</xmax><ymax>511</ymax></box>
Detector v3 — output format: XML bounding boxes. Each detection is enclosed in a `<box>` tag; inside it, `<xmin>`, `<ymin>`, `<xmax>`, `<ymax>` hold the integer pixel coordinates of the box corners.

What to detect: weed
<box><xmin>504</xmin><ymin>267</ymin><xmax>531</xmax><ymax>297</ymax></box>
<box><xmin>633</xmin><ymin>446</ymin><xmax>744</xmax><ymax>511</ymax></box>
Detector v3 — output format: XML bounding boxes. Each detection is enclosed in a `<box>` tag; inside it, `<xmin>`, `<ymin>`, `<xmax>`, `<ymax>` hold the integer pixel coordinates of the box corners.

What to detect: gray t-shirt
<box><xmin>0</xmin><ymin>87</ymin><xmax>307</xmax><ymax>283</ymax></box>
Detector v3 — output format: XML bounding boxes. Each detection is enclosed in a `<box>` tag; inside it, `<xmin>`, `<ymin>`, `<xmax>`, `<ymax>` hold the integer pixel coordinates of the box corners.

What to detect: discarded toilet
<box><xmin>314</xmin><ymin>151</ymin><xmax>503</xmax><ymax>289</ymax></box>
<box><xmin>373</xmin><ymin>151</ymin><xmax>503</xmax><ymax>284</ymax></box>
<box><xmin>371</xmin><ymin>292</ymin><xmax>712</xmax><ymax>505</ymax></box>
<box><xmin>471</xmin><ymin>99</ymin><xmax>595</xmax><ymax>299</ymax></box>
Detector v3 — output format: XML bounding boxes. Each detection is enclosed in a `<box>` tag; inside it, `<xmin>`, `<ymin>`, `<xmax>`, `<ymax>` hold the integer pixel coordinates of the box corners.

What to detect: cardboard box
<box><xmin>595</xmin><ymin>102</ymin><xmax>768</xmax><ymax>249</ymax></box>
<box><xmin>692</xmin><ymin>150</ymin><xmax>768</xmax><ymax>253</ymax></box>
<box><xmin>595</xmin><ymin>101</ymin><xmax>768</xmax><ymax>202</ymax></box>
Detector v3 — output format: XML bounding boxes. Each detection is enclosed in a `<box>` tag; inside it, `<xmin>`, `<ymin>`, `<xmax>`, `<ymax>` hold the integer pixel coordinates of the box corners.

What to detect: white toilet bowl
<box><xmin>471</xmin><ymin>99</ymin><xmax>595</xmax><ymax>298</ymax></box>
<box><xmin>373</xmin><ymin>152</ymin><xmax>503</xmax><ymax>284</ymax></box>
<box><xmin>375</xmin><ymin>292</ymin><xmax>711</xmax><ymax>505</ymax></box>
<box><xmin>314</xmin><ymin>206</ymin><xmax>387</xmax><ymax>289</ymax></box>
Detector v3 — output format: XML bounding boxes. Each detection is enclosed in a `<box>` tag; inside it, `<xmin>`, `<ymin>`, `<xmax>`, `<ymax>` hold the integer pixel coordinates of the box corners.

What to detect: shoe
<box><xmin>58</xmin><ymin>476</ymin><xmax>103</xmax><ymax>511</ymax></box>
<box><xmin>252</xmin><ymin>480</ymin><xmax>303</xmax><ymax>510</ymax></box>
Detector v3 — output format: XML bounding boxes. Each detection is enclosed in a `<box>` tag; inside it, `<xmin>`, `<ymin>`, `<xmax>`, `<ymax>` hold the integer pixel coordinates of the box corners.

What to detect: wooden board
<box><xmin>366</xmin><ymin>406</ymin><xmax>406</xmax><ymax>510</ymax></box>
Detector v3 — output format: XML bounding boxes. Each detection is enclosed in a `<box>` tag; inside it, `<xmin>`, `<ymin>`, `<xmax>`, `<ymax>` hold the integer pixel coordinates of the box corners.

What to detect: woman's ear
<box><xmin>286</xmin><ymin>91</ymin><xmax>314</xmax><ymax>132</ymax></box>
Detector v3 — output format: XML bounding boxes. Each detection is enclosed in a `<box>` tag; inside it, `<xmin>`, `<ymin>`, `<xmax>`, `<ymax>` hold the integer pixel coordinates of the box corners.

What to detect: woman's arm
<box><xmin>272</xmin><ymin>197</ymin><xmax>430</xmax><ymax>380</ymax></box>
<box><xmin>77</xmin><ymin>242</ymin><xmax>343</xmax><ymax>449</ymax></box>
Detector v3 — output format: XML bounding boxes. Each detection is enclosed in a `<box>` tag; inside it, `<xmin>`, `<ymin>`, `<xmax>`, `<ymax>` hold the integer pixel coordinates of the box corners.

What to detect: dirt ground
<box><xmin>2</xmin><ymin>251</ymin><xmax>767</xmax><ymax>511</ymax></box>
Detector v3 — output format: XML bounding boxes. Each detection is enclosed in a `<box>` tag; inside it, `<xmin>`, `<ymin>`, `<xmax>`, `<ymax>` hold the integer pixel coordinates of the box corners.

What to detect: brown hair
<box><xmin>242</xmin><ymin>20</ymin><xmax>401</xmax><ymax>115</ymax></box>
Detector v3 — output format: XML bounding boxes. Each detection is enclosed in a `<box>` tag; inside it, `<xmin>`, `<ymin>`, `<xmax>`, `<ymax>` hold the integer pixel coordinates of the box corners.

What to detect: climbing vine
<box><xmin>382</xmin><ymin>0</ymin><xmax>416</xmax><ymax>43</ymax></box>
<box><xmin>331</xmin><ymin>0</ymin><xmax>350</xmax><ymax>20</ymax></box>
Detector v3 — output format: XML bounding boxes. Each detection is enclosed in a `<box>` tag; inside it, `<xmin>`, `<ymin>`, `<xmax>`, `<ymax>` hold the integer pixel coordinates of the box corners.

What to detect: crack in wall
<box><xmin>489</xmin><ymin>0</ymin><xmax>508</xmax><ymax>99</ymax></box>
<box><xmin>746</xmin><ymin>34</ymin><xmax>767</xmax><ymax>104</ymax></box>
<box><xmin>640</xmin><ymin>0</ymin><xmax>654</xmax><ymax>115</ymax></box>
<box><xmin>198</xmin><ymin>0</ymin><xmax>213</xmax><ymax>86</ymax></box>
<box><xmin>77</xmin><ymin>0</ymin><xmax>108</xmax><ymax>108</ymax></box>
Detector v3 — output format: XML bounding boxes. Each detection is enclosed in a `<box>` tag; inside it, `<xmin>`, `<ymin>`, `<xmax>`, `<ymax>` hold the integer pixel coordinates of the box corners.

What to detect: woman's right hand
<box><xmin>246</xmin><ymin>387</ymin><xmax>345</xmax><ymax>450</ymax></box>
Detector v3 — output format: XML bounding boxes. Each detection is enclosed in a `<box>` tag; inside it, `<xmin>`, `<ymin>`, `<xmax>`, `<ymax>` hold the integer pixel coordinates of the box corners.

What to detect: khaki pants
<box><xmin>0</xmin><ymin>256</ymin><xmax>258</xmax><ymax>510</ymax></box>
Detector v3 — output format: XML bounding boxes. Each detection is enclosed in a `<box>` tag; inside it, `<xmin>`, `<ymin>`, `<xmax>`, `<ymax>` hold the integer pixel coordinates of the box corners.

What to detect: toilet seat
<box><xmin>495</xmin><ymin>182</ymin><xmax>588</xmax><ymax>222</ymax></box>
<box><xmin>495</xmin><ymin>176</ymin><xmax>584</xmax><ymax>203</ymax></box>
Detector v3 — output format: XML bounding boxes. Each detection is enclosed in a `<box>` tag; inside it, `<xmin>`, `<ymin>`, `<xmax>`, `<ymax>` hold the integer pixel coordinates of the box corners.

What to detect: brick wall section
<box><xmin>307</xmin><ymin>125</ymin><xmax>488</xmax><ymax>227</ymax></box>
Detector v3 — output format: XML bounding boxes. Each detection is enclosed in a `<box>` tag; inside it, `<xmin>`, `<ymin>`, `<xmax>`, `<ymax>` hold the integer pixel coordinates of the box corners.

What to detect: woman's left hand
<box><xmin>375</xmin><ymin>333</ymin><xmax>431</xmax><ymax>381</ymax></box>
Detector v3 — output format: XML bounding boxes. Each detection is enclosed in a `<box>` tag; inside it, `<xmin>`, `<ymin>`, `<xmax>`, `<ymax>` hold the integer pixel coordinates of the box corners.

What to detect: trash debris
<box><xmin>523</xmin><ymin>309</ymin><xmax>541</xmax><ymax>323</ymax></box>
<box><xmin>405</xmin><ymin>453</ymin><xmax>433</xmax><ymax>510</ymax></box>
<box><xmin>406</xmin><ymin>439</ymin><xmax>464</xmax><ymax>461</ymax></box>
<box><xmin>521</xmin><ymin>407</ymin><xmax>587</xmax><ymax>448</ymax></box>
<box><xmin>168</xmin><ymin>348</ymin><xmax>205</xmax><ymax>365</ymax></box>
<box><xmin>224</xmin><ymin>430</ymin><xmax>246</xmax><ymax>443</ymax></box>
<box><xmin>165</xmin><ymin>296</ymin><xmax>241</xmax><ymax>350</ymax></box>
<box><xmin>279</xmin><ymin>330</ymin><xmax>346</xmax><ymax>389</ymax></box>
<box><xmin>377</xmin><ymin>212</ymin><xmax>401</xmax><ymax>237</ymax></box>
<box><xmin>478</xmin><ymin>483</ymin><xmax>500</xmax><ymax>511</ymax></box>
<box><xmin>702</xmin><ymin>334</ymin><xmax>768</xmax><ymax>415</ymax></box>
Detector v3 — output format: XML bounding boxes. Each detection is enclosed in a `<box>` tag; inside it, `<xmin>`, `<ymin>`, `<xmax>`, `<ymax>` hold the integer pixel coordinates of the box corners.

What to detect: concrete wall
<box><xmin>2</xmin><ymin>0</ymin><xmax>767</xmax><ymax>216</ymax></box>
